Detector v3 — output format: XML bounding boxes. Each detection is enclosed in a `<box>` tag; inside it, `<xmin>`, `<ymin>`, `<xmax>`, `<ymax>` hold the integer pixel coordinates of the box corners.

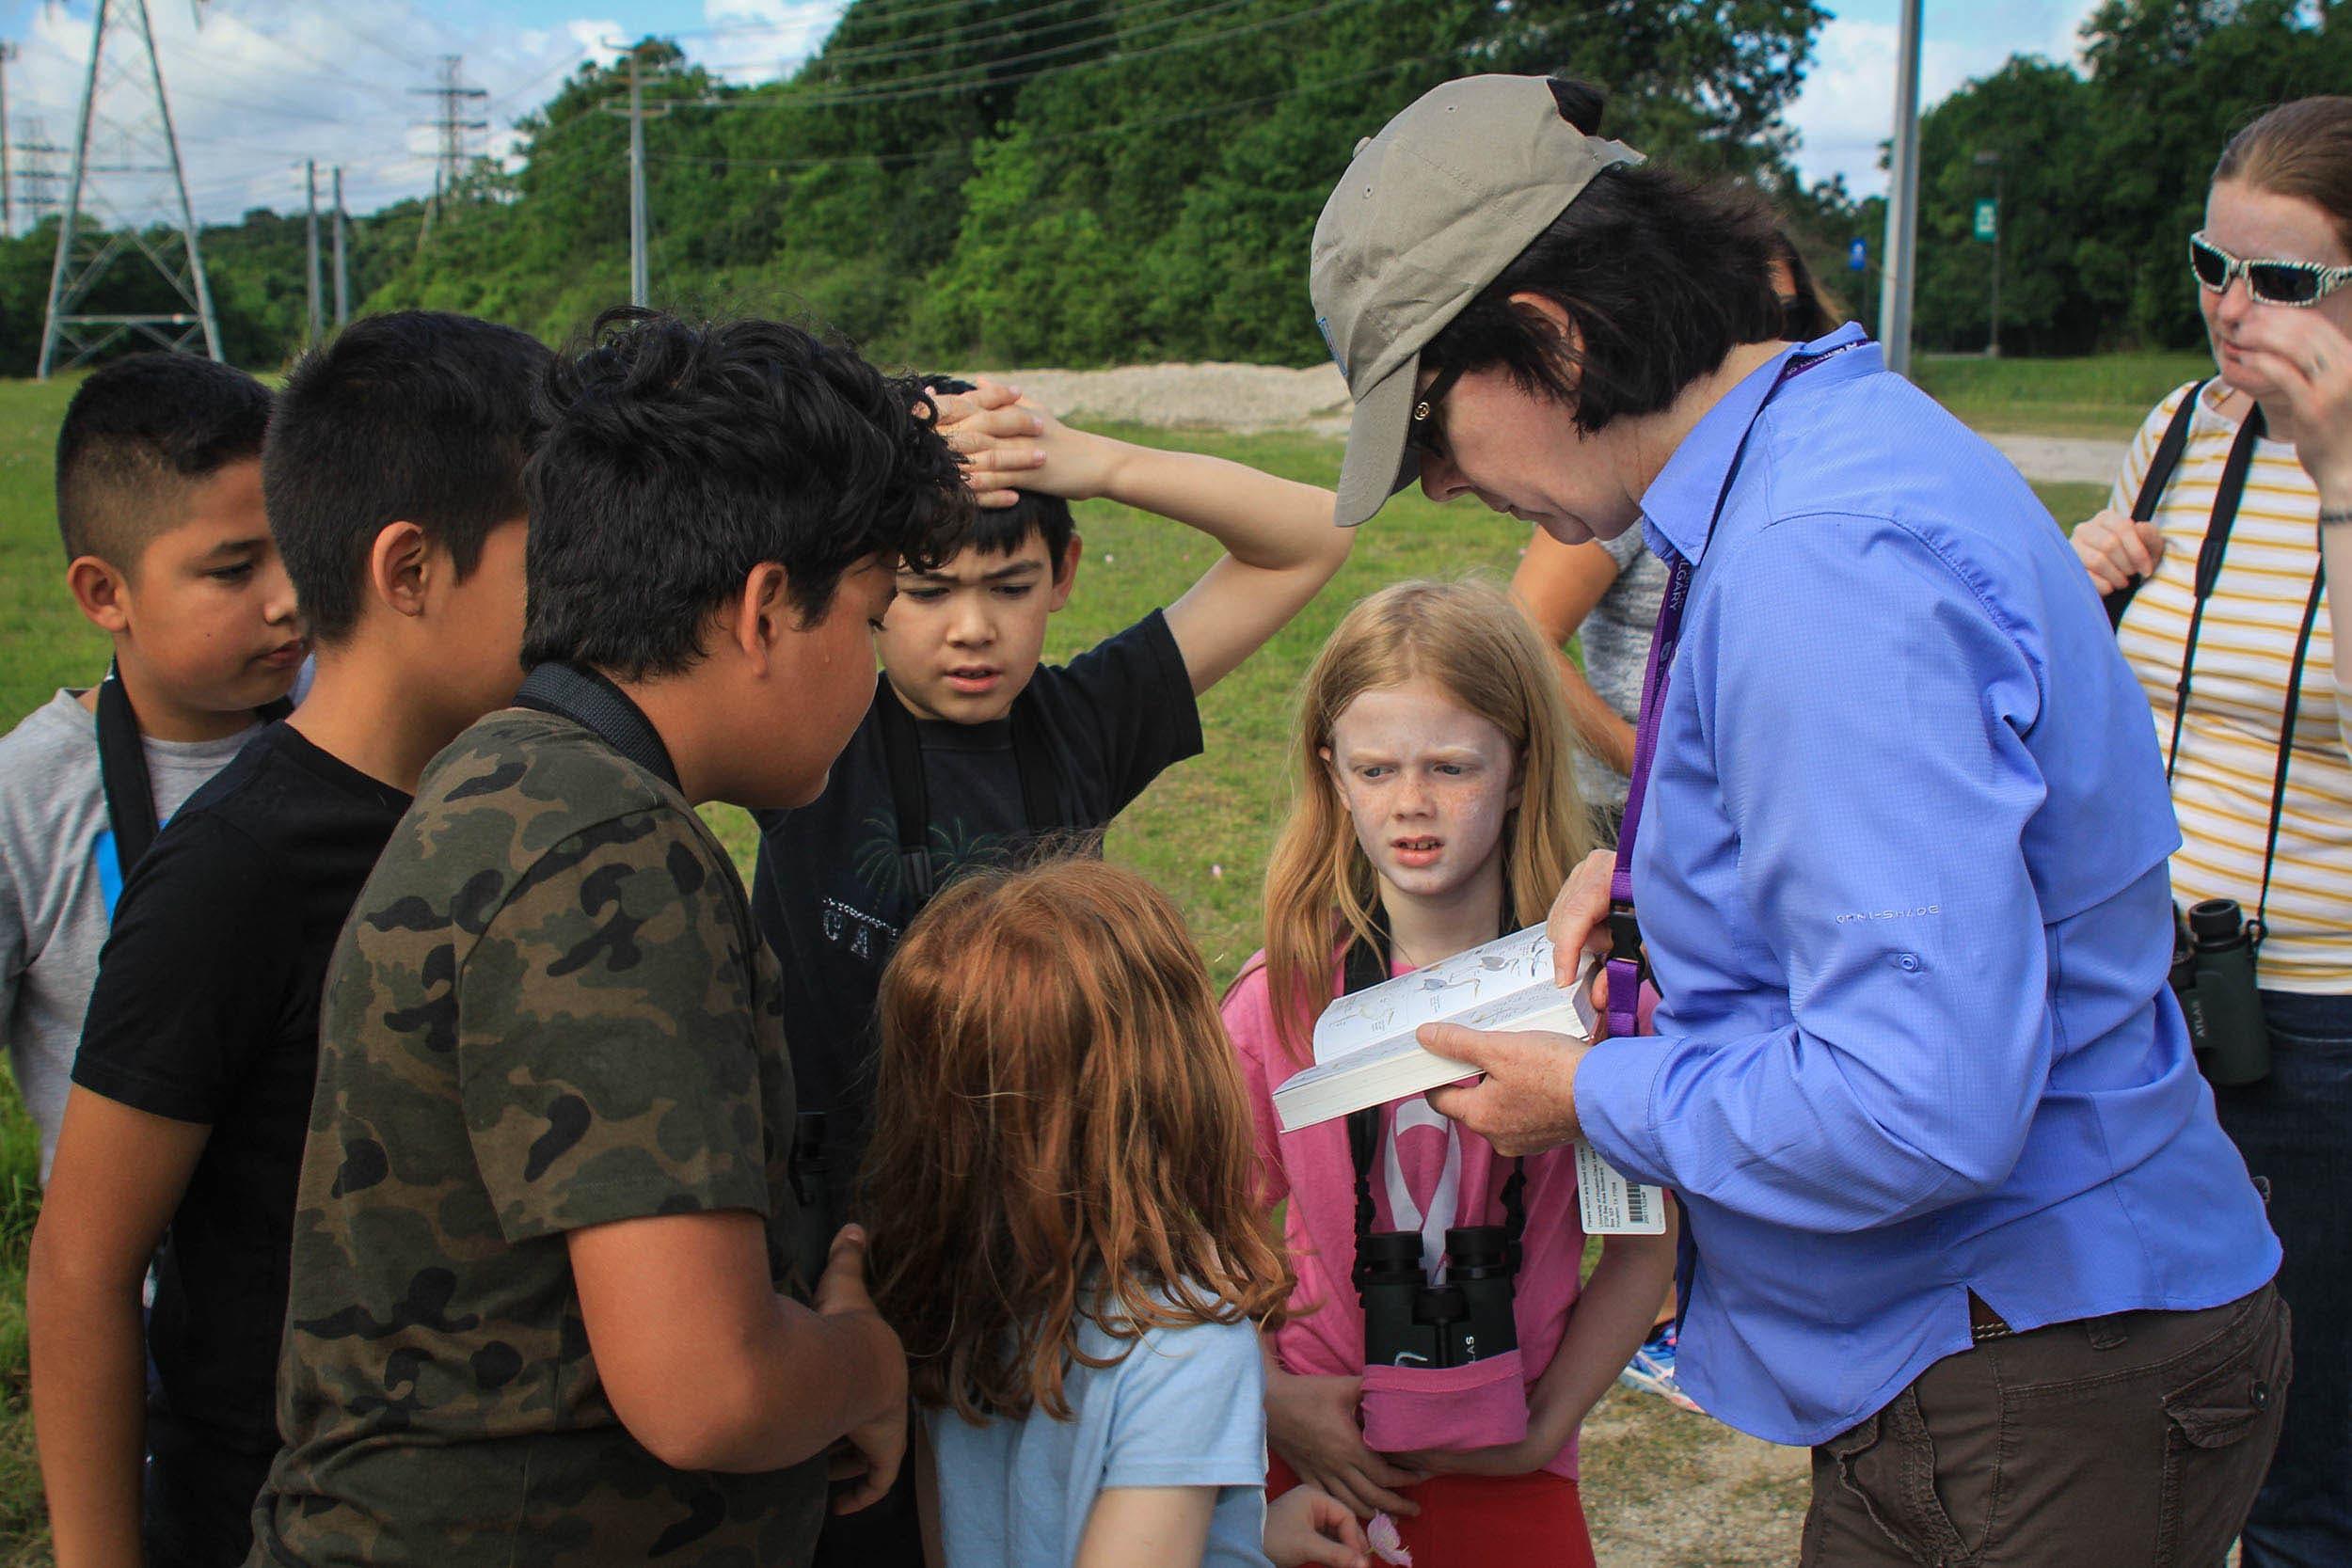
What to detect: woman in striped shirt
<box><xmin>2073</xmin><ymin>96</ymin><xmax>2352</xmax><ymax>1568</ymax></box>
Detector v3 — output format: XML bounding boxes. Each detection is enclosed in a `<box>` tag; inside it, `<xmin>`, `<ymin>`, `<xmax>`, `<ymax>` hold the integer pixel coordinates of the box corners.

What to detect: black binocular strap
<box><xmin>2249</xmin><ymin>562</ymin><xmax>2328</xmax><ymax>949</ymax></box>
<box><xmin>1340</xmin><ymin>924</ymin><xmax>1525</xmax><ymax>1300</ymax></box>
<box><xmin>877</xmin><ymin>673</ymin><xmax>1058</xmax><ymax>905</ymax></box>
<box><xmin>513</xmin><ymin>662</ymin><xmax>679</xmax><ymax>790</ymax></box>
<box><xmin>2104</xmin><ymin>378</ymin><xmax>2211</xmax><ymax>630</ymax></box>
<box><xmin>2162</xmin><ymin>403</ymin><xmax>2267</xmax><ymax>784</ymax></box>
<box><xmin>95</xmin><ymin>661</ymin><xmax>292</xmax><ymax>877</ymax></box>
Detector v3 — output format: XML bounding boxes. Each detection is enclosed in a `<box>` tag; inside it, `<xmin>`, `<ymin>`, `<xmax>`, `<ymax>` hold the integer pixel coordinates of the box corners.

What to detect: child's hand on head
<box><xmin>927</xmin><ymin>378</ymin><xmax>1118</xmax><ymax>507</ymax></box>
<box><xmin>1264</xmin><ymin>1485</ymin><xmax>1374</xmax><ymax>1568</ymax></box>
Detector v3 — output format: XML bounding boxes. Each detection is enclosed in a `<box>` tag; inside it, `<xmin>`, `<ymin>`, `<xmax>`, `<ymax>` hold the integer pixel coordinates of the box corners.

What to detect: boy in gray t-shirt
<box><xmin>0</xmin><ymin>355</ymin><xmax>299</xmax><ymax>1177</ymax></box>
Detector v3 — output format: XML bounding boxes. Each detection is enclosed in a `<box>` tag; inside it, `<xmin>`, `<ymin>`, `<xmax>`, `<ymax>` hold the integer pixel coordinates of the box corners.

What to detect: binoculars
<box><xmin>2169</xmin><ymin>898</ymin><xmax>2270</xmax><ymax>1088</ymax></box>
<box><xmin>1360</xmin><ymin>1226</ymin><xmax>1518</xmax><ymax>1369</ymax></box>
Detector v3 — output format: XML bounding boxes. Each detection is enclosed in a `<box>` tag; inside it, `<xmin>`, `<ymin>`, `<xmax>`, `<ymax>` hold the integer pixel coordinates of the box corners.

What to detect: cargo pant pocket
<box><xmin>2153</xmin><ymin>1295</ymin><xmax>2293</xmax><ymax>1568</ymax></box>
<box><xmin>1820</xmin><ymin>1388</ymin><xmax>1975</xmax><ymax>1567</ymax></box>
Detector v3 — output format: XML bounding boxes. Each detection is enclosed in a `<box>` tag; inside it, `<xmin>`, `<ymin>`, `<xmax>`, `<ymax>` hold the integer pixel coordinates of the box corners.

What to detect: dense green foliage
<box><xmin>1913</xmin><ymin>0</ymin><xmax>2351</xmax><ymax>355</ymax></box>
<box><xmin>0</xmin><ymin>0</ymin><xmax>2340</xmax><ymax>374</ymax></box>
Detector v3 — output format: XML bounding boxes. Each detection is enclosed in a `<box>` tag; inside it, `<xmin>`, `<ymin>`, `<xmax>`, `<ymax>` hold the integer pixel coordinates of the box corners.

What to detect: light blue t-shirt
<box><xmin>928</xmin><ymin>1307</ymin><xmax>1270</xmax><ymax>1568</ymax></box>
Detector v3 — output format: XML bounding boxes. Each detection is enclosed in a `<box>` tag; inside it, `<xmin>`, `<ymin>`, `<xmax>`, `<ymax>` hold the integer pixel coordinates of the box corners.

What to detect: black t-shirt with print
<box><xmin>72</xmin><ymin>721</ymin><xmax>411</xmax><ymax>1455</ymax></box>
<box><xmin>750</xmin><ymin>610</ymin><xmax>1202</xmax><ymax>1193</ymax></box>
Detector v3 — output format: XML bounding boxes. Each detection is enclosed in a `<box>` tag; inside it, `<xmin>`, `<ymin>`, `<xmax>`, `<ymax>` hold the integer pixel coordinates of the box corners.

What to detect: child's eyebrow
<box><xmin>196</xmin><ymin>535</ymin><xmax>270</xmax><ymax>560</ymax></box>
<box><xmin>901</xmin><ymin>559</ymin><xmax>1046</xmax><ymax>584</ymax></box>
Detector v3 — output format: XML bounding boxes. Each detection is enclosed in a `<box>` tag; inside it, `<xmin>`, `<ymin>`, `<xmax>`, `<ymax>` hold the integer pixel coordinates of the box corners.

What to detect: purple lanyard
<box><xmin>1604</xmin><ymin>341</ymin><xmax>1860</xmax><ymax>1039</ymax></box>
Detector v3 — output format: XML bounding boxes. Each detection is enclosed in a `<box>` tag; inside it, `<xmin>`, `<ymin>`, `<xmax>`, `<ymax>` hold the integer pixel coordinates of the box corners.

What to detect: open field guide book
<box><xmin>1271</xmin><ymin>923</ymin><xmax>1667</xmax><ymax>1235</ymax></box>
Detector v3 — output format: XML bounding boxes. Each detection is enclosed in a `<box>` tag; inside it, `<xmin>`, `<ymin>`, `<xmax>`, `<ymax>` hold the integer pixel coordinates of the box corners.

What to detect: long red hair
<box><xmin>864</xmin><ymin>858</ymin><xmax>1294</xmax><ymax>1423</ymax></box>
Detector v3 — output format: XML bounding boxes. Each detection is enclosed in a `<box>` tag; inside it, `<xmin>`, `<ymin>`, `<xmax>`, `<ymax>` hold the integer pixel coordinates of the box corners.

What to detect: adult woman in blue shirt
<box><xmin>1310</xmin><ymin>73</ymin><xmax>2287</xmax><ymax>1566</ymax></box>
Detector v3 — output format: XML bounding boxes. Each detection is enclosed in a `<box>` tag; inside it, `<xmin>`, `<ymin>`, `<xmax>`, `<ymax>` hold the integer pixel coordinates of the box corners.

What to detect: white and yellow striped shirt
<box><xmin>2112</xmin><ymin>380</ymin><xmax>2350</xmax><ymax>993</ymax></box>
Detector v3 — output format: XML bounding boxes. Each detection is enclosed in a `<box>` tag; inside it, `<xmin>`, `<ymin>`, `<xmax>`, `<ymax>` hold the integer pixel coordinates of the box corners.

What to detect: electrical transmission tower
<box><xmin>409</xmin><ymin>55</ymin><xmax>486</xmax><ymax>246</ymax></box>
<box><xmin>8</xmin><ymin>119</ymin><xmax>65</xmax><ymax>237</ymax></box>
<box><xmin>38</xmin><ymin>0</ymin><xmax>221</xmax><ymax>376</ymax></box>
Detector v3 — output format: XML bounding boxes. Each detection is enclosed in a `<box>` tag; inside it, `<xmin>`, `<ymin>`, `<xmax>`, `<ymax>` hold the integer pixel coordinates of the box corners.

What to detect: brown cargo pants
<box><xmin>1801</xmin><ymin>1280</ymin><xmax>2290</xmax><ymax>1568</ymax></box>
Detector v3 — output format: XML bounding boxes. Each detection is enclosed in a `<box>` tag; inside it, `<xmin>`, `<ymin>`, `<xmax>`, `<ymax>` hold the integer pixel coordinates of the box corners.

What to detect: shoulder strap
<box><xmin>2105</xmin><ymin>379</ymin><xmax>2212</xmax><ymax>629</ymax></box>
<box><xmin>1009</xmin><ymin>696</ymin><xmax>1058</xmax><ymax>837</ymax></box>
<box><xmin>2161</xmin><ymin>404</ymin><xmax>2268</xmax><ymax>781</ymax></box>
<box><xmin>95</xmin><ymin>661</ymin><xmax>293</xmax><ymax>878</ymax></box>
<box><xmin>513</xmin><ymin>662</ymin><xmax>679</xmax><ymax>790</ymax></box>
<box><xmin>2251</xmin><ymin>560</ymin><xmax>2328</xmax><ymax>951</ymax></box>
<box><xmin>875</xmin><ymin>673</ymin><xmax>935</xmax><ymax>905</ymax></box>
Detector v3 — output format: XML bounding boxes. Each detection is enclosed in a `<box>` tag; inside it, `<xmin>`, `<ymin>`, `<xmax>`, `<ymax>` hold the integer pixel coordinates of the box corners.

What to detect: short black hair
<box><xmin>921</xmin><ymin>377</ymin><xmax>1076</xmax><ymax>569</ymax></box>
<box><xmin>56</xmin><ymin>353</ymin><xmax>273</xmax><ymax>570</ymax></box>
<box><xmin>1768</xmin><ymin>230</ymin><xmax>1841</xmax><ymax>341</ymax></box>
<box><xmin>1422</xmin><ymin>79</ymin><xmax>1784</xmax><ymax>436</ymax></box>
<box><xmin>523</xmin><ymin>309</ymin><xmax>973</xmax><ymax>681</ymax></box>
<box><xmin>263</xmin><ymin>310</ymin><xmax>551</xmax><ymax>644</ymax></box>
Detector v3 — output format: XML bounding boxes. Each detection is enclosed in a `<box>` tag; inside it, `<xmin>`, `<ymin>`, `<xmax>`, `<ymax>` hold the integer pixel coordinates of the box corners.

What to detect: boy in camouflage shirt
<box><xmin>248</xmin><ymin>310</ymin><xmax>970</xmax><ymax>1568</ymax></box>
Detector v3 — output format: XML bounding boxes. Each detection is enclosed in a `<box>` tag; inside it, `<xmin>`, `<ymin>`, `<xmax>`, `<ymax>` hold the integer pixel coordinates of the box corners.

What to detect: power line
<box><xmin>679</xmin><ymin>0</ymin><xmax>1377</xmax><ymax>115</ymax></box>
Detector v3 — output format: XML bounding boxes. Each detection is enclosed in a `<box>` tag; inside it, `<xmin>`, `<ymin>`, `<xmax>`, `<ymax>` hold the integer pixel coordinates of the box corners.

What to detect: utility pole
<box><xmin>602</xmin><ymin>43</ymin><xmax>673</xmax><ymax>309</ymax></box>
<box><xmin>331</xmin><ymin>165</ymin><xmax>348</xmax><ymax>328</ymax></box>
<box><xmin>304</xmin><ymin>159</ymin><xmax>322</xmax><ymax>347</ymax></box>
<box><xmin>409</xmin><ymin>55</ymin><xmax>486</xmax><ymax>252</ymax></box>
<box><xmin>1</xmin><ymin>43</ymin><xmax>16</xmax><ymax>239</ymax></box>
<box><xmin>1975</xmin><ymin>150</ymin><xmax>2003</xmax><ymax>358</ymax></box>
<box><xmin>628</xmin><ymin>49</ymin><xmax>647</xmax><ymax>307</ymax></box>
<box><xmin>1878</xmin><ymin>0</ymin><xmax>1923</xmax><ymax>378</ymax></box>
<box><xmin>40</xmin><ymin>0</ymin><xmax>223</xmax><ymax>376</ymax></box>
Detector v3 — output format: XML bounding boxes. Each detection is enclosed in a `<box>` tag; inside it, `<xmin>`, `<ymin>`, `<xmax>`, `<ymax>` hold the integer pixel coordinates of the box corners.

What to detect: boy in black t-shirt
<box><xmin>25</xmin><ymin>312</ymin><xmax>552</xmax><ymax>1568</ymax></box>
<box><xmin>750</xmin><ymin>378</ymin><xmax>1349</xmax><ymax>1559</ymax></box>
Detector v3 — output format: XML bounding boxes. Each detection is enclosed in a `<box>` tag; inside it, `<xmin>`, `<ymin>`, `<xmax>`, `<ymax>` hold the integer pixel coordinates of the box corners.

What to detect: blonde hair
<box><xmin>1259</xmin><ymin>578</ymin><xmax>1596</xmax><ymax>1063</ymax></box>
<box><xmin>864</xmin><ymin>859</ymin><xmax>1294</xmax><ymax>1424</ymax></box>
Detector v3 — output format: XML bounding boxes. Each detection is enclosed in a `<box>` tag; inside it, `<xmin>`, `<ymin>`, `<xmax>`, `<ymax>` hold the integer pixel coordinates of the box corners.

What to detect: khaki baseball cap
<box><xmin>1311</xmin><ymin>75</ymin><xmax>1643</xmax><ymax>527</ymax></box>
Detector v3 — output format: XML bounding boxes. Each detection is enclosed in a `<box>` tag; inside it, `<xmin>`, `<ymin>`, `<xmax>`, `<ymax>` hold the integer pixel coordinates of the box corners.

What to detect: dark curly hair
<box><xmin>264</xmin><ymin>310</ymin><xmax>551</xmax><ymax>643</ymax></box>
<box><xmin>1422</xmin><ymin>78</ymin><xmax>1786</xmax><ymax>435</ymax></box>
<box><xmin>922</xmin><ymin>375</ymin><xmax>1075</xmax><ymax>570</ymax></box>
<box><xmin>522</xmin><ymin>309</ymin><xmax>973</xmax><ymax>681</ymax></box>
<box><xmin>56</xmin><ymin>353</ymin><xmax>273</xmax><ymax>570</ymax></box>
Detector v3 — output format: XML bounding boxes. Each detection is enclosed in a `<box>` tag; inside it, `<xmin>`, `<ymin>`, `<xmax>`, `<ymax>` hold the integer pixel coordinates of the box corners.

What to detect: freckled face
<box><xmin>1323</xmin><ymin>678</ymin><xmax>1521</xmax><ymax>904</ymax></box>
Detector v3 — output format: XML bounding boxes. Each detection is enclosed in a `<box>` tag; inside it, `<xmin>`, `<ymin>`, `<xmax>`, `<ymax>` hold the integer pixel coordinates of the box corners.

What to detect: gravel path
<box><xmin>1002</xmin><ymin>360</ymin><xmax>2129</xmax><ymax>486</ymax></box>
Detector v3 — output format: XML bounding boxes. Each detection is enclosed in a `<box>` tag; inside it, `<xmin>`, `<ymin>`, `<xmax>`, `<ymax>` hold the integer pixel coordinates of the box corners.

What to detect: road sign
<box><xmin>1973</xmin><ymin>198</ymin><xmax>1998</xmax><ymax>242</ymax></box>
<box><xmin>1849</xmin><ymin>237</ymin><xmax>1867</xmax><ymax>272</ymax></box>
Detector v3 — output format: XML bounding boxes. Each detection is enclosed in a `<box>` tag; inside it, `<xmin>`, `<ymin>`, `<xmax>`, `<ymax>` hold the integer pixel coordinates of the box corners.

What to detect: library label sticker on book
<box><xmin>1575</xmin><ymin>1142</ymin><xmax>1666</xmax><ymax>1235</ymax></box>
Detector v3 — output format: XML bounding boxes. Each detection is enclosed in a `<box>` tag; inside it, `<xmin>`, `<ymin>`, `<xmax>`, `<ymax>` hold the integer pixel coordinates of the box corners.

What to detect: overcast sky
<box><xmin>0</xmin><ymin>0</ymin><xmax>2101</xmax><ymax>230</ymax></box>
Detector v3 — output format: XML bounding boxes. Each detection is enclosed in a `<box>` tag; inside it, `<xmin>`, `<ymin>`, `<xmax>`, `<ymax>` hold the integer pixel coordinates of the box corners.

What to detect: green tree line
<box><xmin>0</xmin><ymin>0</ymin><xmax>2339</xmax><ymax>375</ymax></box>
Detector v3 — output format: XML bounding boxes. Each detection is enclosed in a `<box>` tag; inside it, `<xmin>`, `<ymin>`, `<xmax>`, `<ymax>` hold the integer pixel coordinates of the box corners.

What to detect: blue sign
<box><xmin>1848</xmin><ymin>237</ymin><xmax>1868</xmax><ymax>273</ymax></box>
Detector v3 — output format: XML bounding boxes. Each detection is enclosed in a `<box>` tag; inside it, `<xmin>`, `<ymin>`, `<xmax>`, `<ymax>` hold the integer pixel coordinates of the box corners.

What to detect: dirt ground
<box><xmin>1579</xmin><ymin>1386</ymin><xmax>1813</xmax><ymax>1567</ymax></box>
<box><xmin>998</xmin><ymin>359</ymin><xmax>2128</xmax><ymax>484</ymax></box>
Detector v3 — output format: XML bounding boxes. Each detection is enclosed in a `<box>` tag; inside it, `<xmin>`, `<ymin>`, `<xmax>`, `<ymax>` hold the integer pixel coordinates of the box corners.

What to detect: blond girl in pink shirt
<box><xmin>1223</xmin><ymin>580</ymin><xmax>1677</xmax><ymax>1568</ymax></box>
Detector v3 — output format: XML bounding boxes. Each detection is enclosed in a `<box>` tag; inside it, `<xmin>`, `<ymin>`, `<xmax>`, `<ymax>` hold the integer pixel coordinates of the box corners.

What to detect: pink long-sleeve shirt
<box><xmin>1224</xmin><ymin>949</ymin><xmax>1586</xmax><ymax>1481</ymax></box>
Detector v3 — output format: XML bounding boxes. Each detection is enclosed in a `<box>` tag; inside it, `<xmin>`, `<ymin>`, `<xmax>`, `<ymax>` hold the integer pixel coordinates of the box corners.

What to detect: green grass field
<box><xmin>0</xmin><ymin>362</ymin><xmax>2151</xmax><ymax>1563</ymax></box>
<box><xmin>1915</xmin><ymin>349</ymin><xmax>2212</xmax><ymax>441</ymax></box>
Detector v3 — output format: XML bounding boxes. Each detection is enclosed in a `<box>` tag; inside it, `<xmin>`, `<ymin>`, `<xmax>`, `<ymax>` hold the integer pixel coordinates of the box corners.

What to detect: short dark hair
<box><xmin>523</xmin><ymin>309</ymin><xmax>973</xmax><ymax>681</ymax></box>
<box><xmin>263</xmin><ymin>310</ymin><xmax>551</xmax><ymax>645</ymax></box>
<box><xmin>1422</xmin><ymin>79</ymin><xmax>1784</xmax><ymax>436</ymax></box>
<box><xmin>921</xmin><ymin>377</ymin><xmax>1076</xmax><ymax>568</ymax></box>
<box><xmin>56</xmin><ymin>354</ymin><xmax>273</xmax><ymax>570</ymax></box>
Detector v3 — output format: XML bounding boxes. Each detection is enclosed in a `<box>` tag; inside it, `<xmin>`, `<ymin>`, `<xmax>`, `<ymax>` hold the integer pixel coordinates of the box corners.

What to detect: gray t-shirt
<box><xmin>0</xmin><ymin>690</ymin><xmax>253</xmax><ymax>1177</ymax></box>
<box><xmin>928</xmin><ymin>1307</ymin><xmax>1270</xmax><ymax>1568</ymax></box>
<box><xmin>1572</xmin><ymin>531</ymin><xmax>1669</xmax><ymax>810</ymax></box>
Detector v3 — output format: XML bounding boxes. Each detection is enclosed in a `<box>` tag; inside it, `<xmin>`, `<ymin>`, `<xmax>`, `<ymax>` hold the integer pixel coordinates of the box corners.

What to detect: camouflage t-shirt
<box><xmin>249</xmin><ymin>709</ymin><xmax>823</xmax><ymax>1568</ymax></box>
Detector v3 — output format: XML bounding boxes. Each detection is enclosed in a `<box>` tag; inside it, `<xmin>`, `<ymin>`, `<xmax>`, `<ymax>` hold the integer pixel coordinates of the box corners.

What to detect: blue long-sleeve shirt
<box><xmin>1574</xmin><ymin>325</ymin><xmax>2280</xmax><ymax>1446</ymax></box>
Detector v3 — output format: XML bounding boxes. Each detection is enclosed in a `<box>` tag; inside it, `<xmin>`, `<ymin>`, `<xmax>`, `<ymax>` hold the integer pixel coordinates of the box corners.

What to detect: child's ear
<box><xmin>67</xmin><ymin>555</ymin><xmax>133</xmax><ymax>635</ymax></box>
<box><xmin>1048</xmin><ymin>533</ymin><xmax>1083</xmax><ymax>611</ymax></box>
<box><xmin>1318</xmin><ymin>742</ymin><xmax>1342</xmax><ymax>788</ymax></box>
<box><xmin>734</xmin><ymin>562</ymin><xmax>791</xmax><ymax>673</ymax></box>
<box><xmin>368</xmin><ymin>520</ymin><xmax>432</xmax><ymax>621</ymax></box>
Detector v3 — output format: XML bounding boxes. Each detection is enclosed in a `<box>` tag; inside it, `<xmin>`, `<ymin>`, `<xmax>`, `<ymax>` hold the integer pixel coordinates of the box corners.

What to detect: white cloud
<box><xmin>1788</xmin><ymin>1</ymin><xmax>2098</xmax><ymax>197</ymax></box>
<box><xmin>692</xmin><ymin>0</ymin><xmax>842</xmax><ymax>82</ymax></box>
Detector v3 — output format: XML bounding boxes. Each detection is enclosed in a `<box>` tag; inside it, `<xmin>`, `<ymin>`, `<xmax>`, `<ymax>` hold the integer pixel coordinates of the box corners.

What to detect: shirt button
<box><xmin>1894</xmin><ymin>952</ymin><xmax>1922</xmax><ymax>973</ymax></box>
<box><xmin>2253</xmin><ymin>1380</ymin><xmax>2272</xmax><ymax>1411</ymax></box>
